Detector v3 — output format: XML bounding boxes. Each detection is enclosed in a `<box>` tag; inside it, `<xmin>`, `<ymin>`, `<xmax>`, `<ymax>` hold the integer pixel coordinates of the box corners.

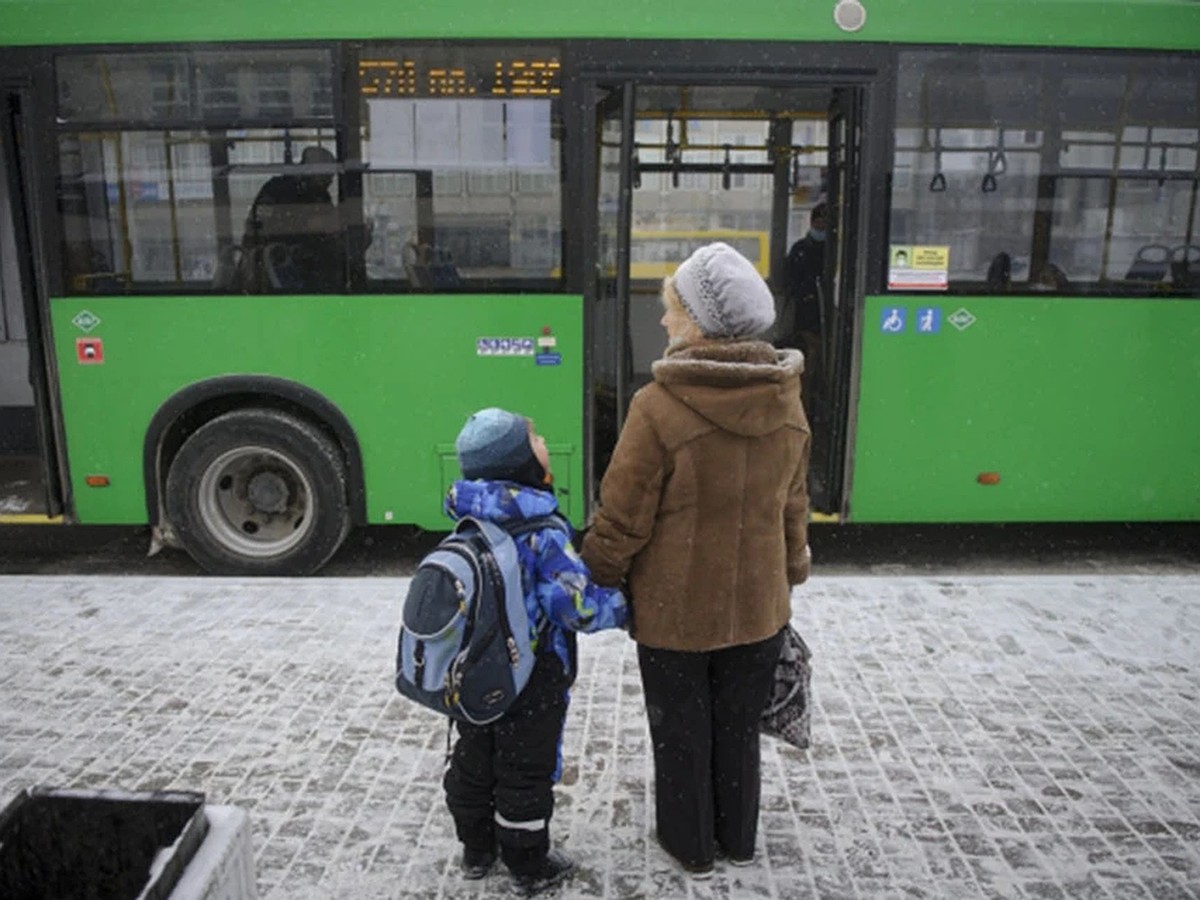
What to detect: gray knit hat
<box><xmin>455</xmin><ymin>408</ymin><xmax>532</xmax><ymax>481</ymax></box>
<box><xmin>672</xmin><ymin>242</ymin><xmax>776</xmax><ymax>338</ymax></box>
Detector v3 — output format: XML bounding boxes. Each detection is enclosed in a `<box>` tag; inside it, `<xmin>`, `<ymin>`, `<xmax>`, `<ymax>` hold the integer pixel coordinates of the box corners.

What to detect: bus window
<box><xmin>56</xmin><ymin>49</ymin><xmax>332</xmax><ymax>124</ymax></box>
<box><xmin>58</xmin><ymin>129</ymin><xmax>341</xmax><ymax>294</ymax></box>
<box><xmin>56</xmin><ymin>53</ymin><xmax>192</xmax><ymax>123</ymax></box>
<box><xmin>358</xmin><ymin>44</ymin><xmax>563</xmax><ymax>292</ymax></box>
<box><xmin>629</xmin><ymin>114</ymin><xmax>774</xmax><ymax>254</ymax></box>
<box><xmin>58</xmin><ymin>130</ymin><xmax>222</xmax><ymax>291</ymax></box>
<box><xmin>55</xmin><ymin>50</ymin><xmax>339</xmax><ymax>295</ymax></box>
<box><xmin>889</xmin><ymin>50</ymin><xmax>1199</xmax><ymax>297</ymax></box>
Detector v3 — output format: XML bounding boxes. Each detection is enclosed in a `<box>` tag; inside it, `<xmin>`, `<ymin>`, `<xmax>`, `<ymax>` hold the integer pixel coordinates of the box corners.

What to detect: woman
<box><xmin>581</xmin><ymin>241</ymin><xmax>812</xmax><ymax>877</ymax></box>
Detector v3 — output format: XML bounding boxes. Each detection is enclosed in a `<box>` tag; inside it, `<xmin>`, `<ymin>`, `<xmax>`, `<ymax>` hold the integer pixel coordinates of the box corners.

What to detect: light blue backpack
<box><xmin>394</xmin><ymin>515</ymin><xmax>562</xmax><ymax>724</ymax></box>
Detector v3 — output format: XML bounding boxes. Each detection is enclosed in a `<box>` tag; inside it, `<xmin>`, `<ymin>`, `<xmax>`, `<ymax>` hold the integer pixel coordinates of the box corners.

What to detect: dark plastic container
<box><xmin>0</xmin><ymin>787</ymin><xmax>208</xmax><ymax>900</ymax></box>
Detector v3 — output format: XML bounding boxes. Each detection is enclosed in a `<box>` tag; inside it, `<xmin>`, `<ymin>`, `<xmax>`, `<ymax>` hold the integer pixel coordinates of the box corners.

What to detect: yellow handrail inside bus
<box><xmin>629</xmin><ymin>229</ymin><xmax>768</xmax><ymax>279</ymax></box>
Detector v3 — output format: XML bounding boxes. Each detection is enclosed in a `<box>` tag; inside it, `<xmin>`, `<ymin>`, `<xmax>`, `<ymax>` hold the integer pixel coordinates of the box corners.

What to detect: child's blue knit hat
<box><xmin>455</xmin><ymin>407</ymin><xmax>532</xmax><ymax>481</ymax></box>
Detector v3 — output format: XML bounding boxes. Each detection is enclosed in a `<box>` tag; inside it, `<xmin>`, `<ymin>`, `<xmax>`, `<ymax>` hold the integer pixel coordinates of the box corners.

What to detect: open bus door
<box><xmin>0</xmin><ymin>89</ymin><xmax>64</xmax><ymax>523</ymax></box>
<box><xmin>811</xmin><ymin>86</ymin><xmax>865</xmax><ymax>517</ymax></box>
<box><xmin>585</xmin><ymin>76</ymin><xmax>870</xmax><ymax>518</ymax></box>
<box><xmin>587</xmin><ymin>82</ymin><xmax>636</xmax><ymax>487</ymax></box>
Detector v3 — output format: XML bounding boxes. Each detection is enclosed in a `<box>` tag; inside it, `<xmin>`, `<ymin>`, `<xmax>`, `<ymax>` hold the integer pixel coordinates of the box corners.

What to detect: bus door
<box><xmin>586</xmin><ymin>77</ymin><xmax>869</xmax><ymax>516</ymax></box>
<box><xmin>1</xmin><ymin>89</ymin><xmax>64</xmax><ymax>521</ymax></box>
<box><xmin>589</xmin><ymin>81</ymin><xmax>794</xmax><ymax>470</ymax></box>
<box><xmin>812</xmin><ymin>86</ymin><xmax>866</xmax><ymax>515</ymax></box>
<box><xmin>588</xmin><ymin>83</ymin><xmax>636</xmax><ymax>480</ymax></box>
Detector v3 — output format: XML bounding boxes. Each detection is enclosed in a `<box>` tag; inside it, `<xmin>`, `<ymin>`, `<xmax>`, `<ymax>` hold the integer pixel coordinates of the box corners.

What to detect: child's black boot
<box><xmin>512</xmin><ymin>848</ymin><xmax>576</xmax><ymax>896</ymax></box>
<box><xmin>460</xmin><ymin>845</ymin><xmax>496</xmax><ymax>880</ymax></box>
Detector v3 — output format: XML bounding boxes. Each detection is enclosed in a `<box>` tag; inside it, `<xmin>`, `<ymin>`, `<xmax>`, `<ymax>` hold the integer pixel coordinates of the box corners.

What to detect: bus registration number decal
<box><xmin>476</xmin><ymin>337</ymin><xmax>535</xmax><ymax>356</ymax></box>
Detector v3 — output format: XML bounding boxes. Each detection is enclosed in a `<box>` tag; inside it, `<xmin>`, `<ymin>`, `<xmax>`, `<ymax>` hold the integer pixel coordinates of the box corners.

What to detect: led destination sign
<box><xmin>359</xmin><ymin>55</ymin><xmax>561</xmax><ymax>98</ymax></box>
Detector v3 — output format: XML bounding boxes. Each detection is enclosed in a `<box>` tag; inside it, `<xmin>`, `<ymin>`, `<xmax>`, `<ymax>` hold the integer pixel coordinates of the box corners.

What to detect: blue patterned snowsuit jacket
<box><xmin>444</xmin><ymin>479</ymin><xmax>628</xmax><ymax>678</ymax></box>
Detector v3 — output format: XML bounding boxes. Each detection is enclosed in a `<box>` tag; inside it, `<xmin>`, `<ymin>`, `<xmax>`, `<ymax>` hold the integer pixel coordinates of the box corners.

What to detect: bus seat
<box><xmin>1124</xmin><ymin>243</ymin><xmax>1170</xmax><ymax>281</ymax></box>
<box><xmin>1170</xmin><ymin>244</ymin><xmax>1200</xmax><ymax>290</ymax></box>
<box><xmin>985</xmin><ymin>252</ymin><xmax>1012</xmax><ymax>292</ymax></box>
<box><xmin>429</xmin><ymin>246</ymin><xmax>462</xmax><ymax>289</ymax></box>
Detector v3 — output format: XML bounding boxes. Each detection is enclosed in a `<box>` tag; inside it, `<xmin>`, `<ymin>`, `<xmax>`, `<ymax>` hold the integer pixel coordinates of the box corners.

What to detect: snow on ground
<box><xmin>0</xmin><ymin>574</ymin><xmax>1198</xmax><ymax>899</ymax></box>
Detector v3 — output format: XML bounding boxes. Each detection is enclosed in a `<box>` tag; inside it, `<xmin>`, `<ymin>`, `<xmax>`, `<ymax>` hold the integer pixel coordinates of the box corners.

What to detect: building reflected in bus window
<box><xmin>889</xmin><ymin>51</ymin><xmax>1199</xmax><ymax>297</ymax></box>
<box><xmin>58</xmin><ymin>130</ymin><xmax>221</xmax><ymax>291</ymax></box>
<box><xmin>55</xmin><ymin>49</ymin><xmax>341</xmax><ymax>296</ymax></box>
<box><xmin>58</xmin><ymin>129</ymin><xmax>341</xmax><ymax>295</ymax></box>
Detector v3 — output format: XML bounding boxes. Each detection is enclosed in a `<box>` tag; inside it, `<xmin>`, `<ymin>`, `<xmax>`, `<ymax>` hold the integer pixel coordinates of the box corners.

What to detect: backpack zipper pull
<box><xmin>414</xmin><ymin>640</ymin><xmax>426</xmax><ymax>681</ymax></box>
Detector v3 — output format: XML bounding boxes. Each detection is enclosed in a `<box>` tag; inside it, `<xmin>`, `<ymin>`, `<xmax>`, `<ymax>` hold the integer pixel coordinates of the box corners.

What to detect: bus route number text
<box><xmin>360</xmin><ymin>59</ymin><xmax>561</xmax><ymax>98</ymax></box>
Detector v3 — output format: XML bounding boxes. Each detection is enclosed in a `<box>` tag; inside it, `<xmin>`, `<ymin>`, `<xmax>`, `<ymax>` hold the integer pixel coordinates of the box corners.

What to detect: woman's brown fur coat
<box><xmin>581</xmin><ymin>339</ymin><xmax>811</xmax><ymax>652</ymax></box>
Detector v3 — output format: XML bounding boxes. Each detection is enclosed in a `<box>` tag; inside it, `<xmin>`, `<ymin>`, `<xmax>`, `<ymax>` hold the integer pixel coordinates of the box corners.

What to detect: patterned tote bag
<box><xmin>760</xmin><ymin>625</ymin><xmax>813</xmax><ymax>749</ymax></box>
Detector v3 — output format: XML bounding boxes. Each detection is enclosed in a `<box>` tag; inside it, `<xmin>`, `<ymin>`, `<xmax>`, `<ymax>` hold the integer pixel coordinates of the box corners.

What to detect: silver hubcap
<box><xmin>197</xmin><ymin>446</ymin><xmax>316</xmax><ymax>558</ymax></box>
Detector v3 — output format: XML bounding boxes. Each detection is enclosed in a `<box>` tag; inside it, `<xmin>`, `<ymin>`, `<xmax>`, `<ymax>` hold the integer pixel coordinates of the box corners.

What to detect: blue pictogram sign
<box><xmin>880</xmin><ymin>307</ymin><xmax>907</xmax><ymax>333</ymax></box>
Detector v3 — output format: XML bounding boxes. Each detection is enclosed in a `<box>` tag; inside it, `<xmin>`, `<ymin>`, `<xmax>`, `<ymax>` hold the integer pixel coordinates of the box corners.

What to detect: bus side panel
<box><xmin>3</xmin><ymin>0</ymin><xmax>1200</xmax><ymax>52</ymax></box>
<box><xmin>49</xmin><ymin>294</ymin><xmax>584</xmax><ymax>530</ymax></box>
<box><xmin>849</xmin><ymin>296</ymin><xmax>1200</xmax><ymax>523</ymax></box>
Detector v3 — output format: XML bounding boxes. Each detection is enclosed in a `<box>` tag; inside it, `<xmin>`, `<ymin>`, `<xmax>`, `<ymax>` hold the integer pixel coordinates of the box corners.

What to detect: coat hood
<box><xmin>445</xmin><ymin>479</ymin><xmax>559</xmax><ymax>524</ymax></box>
<box><xmin>650</xmin><ymin>340</ymin><xmax>806</xmax><ymax>437</ymax></box>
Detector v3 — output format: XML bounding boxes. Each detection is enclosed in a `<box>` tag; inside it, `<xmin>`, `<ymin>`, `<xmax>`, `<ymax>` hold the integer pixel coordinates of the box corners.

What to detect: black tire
<box><xmin>165</xmin><ymin>408</ymin><xmax>350</xmax><ymax>576</ymax></box>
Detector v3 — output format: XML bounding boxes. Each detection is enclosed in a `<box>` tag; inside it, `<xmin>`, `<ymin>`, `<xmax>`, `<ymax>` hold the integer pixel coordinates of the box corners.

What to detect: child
<box><xmin>442</xmin><ymin>407</ymin><xmax>628</xmax><ymax>895</ymax></box>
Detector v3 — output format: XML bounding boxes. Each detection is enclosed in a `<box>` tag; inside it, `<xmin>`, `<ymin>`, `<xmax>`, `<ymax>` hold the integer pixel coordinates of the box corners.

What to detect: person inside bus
<box><xmin>782</xmin><ymin>202</ymin><xmax>827</xmax><ymax>421</ymax></box>
<box><xmin>402</xmin><ymin>235</ymin><xmax>435</xmax><ymax>288</ymax></box>
<box><xmin>581</xmin><ymin>242</ymin><xmax>811</xmax><ymax>880</ymax></box>
<box><xmin>239</xmin><ymin>145</ymin><xmax>343</xmax><ymax>293</ymax></box>
<box><xmin>402</xmin><ymin>234</ymin><xmax>463</xmax><ymax>290</ymax></box>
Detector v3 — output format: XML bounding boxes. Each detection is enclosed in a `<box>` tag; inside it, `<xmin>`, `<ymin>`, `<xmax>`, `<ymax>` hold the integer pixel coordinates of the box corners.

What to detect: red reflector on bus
<box><xmin>85</xmin><ymin>475</ymin><xmax>111</xmax><ymax>487</ymax></box>
<box><xmin>977</xmin><ymin>472</ymin><xmax>1001</xmax><ymax>485</ymax></box>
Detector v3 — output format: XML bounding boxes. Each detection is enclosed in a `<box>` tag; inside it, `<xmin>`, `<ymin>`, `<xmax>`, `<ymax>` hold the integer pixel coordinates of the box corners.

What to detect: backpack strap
<box><xmin>488</xmin><ymin>515</ymin><xmax>569</xmax><ymax>638</ymax></box>
<box><xmin>453</xmin><ymin>514</ymin><xmax>568</xmax><ymax>572</ymax></box>
<box><xmin>459</xmin><ymin>517</ymin><xmax>526</xmax><ymax>630</ymax></box>
<box><xmin>504</xmin><ymin>514</ymin><xmax>569</xmax><ymax>579</ymax></box>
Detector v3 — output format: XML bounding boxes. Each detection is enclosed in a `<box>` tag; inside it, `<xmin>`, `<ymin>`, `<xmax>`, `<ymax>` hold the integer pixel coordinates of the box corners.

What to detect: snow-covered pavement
<box><xmin>1</xmin><ymin>575</ymin><xmax>1198</xmax><ymax>899</ymax></box>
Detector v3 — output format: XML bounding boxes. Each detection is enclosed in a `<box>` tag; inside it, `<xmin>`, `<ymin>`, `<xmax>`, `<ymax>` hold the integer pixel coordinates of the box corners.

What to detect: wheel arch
<box><xmin>144</xmin><ymin>376</ymin><xmax>367</xmax><ymax>528</ymax></box>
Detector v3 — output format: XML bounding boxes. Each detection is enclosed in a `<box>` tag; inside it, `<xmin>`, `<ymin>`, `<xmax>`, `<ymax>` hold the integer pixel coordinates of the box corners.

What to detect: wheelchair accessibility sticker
<box><xmin>880</xmin><ymin>307</ymin><xmax>906</xmax><ymax>333</ymax></box>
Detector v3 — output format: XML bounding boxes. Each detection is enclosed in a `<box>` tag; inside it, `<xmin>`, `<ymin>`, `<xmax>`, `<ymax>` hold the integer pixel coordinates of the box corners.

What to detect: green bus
<box><xmin>1</xmin><ymin>0</ymin><xmax>1197</xmax><ymax>574</ymax></box>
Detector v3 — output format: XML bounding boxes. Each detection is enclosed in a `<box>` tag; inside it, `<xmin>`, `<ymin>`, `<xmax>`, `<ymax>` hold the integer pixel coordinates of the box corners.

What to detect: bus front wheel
<box><xmin>165</xmin><ymin>408</ymin><xmax>350</xmax><ymax>576</ymax></box>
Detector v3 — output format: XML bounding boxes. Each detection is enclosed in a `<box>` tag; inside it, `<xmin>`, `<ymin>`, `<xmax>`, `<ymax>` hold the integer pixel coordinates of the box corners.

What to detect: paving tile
<box><xmin>0</xmin><ymin>574</ymin><xmax>1197</xmax><ymax>899</ymax></box>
